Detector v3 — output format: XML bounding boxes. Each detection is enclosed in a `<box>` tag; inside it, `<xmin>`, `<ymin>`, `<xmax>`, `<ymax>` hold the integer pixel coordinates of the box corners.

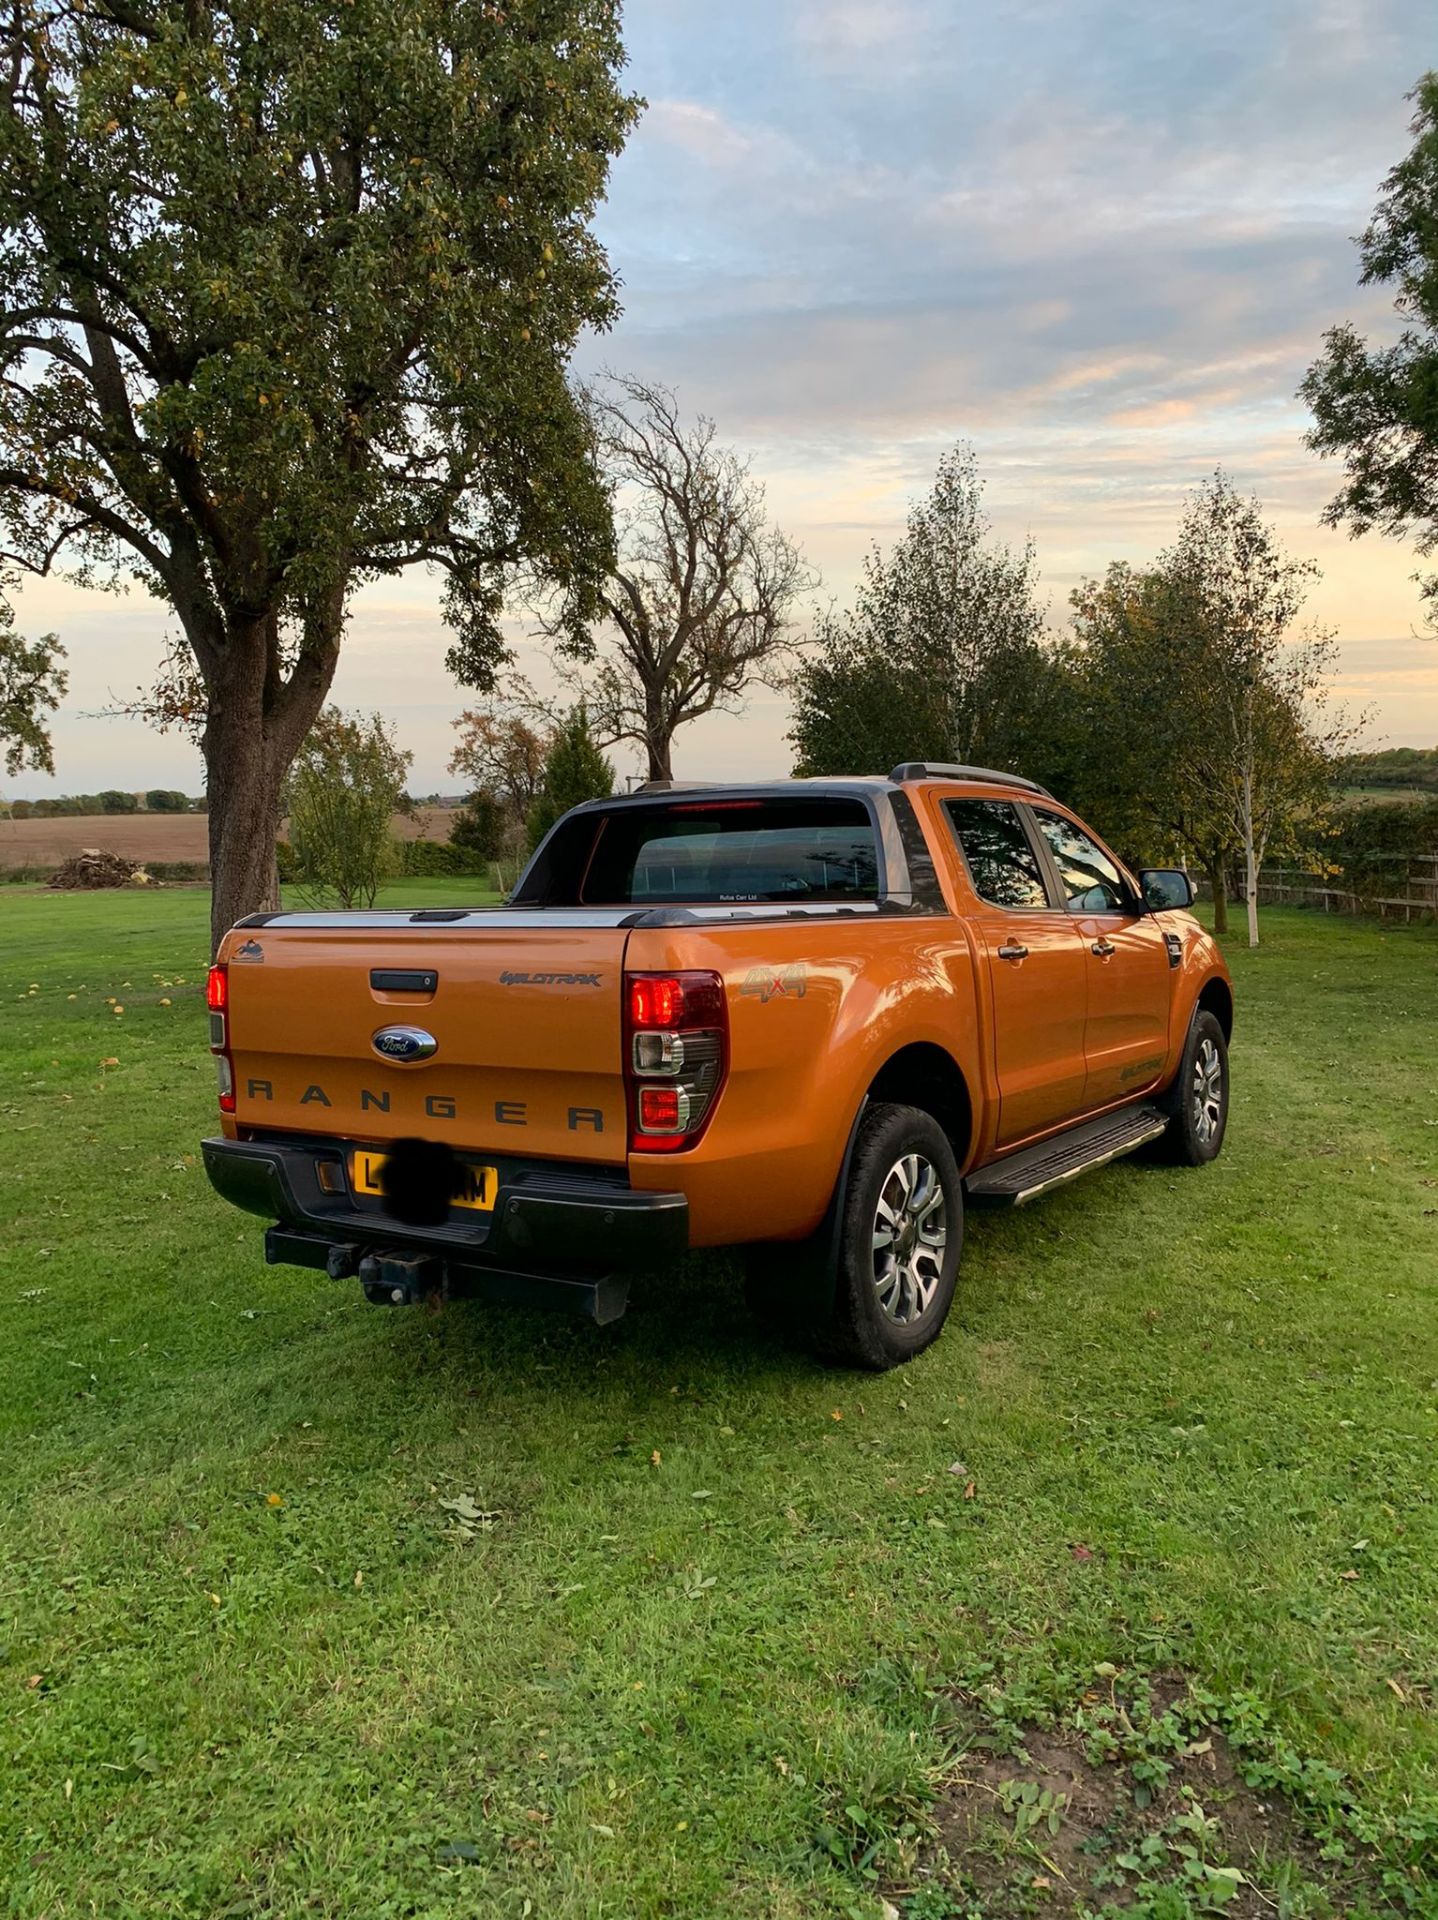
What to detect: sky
<box><xmin>6</xmin><ymin>0</ymin><xmax>1436</xmax><ymax>800</ymax></box>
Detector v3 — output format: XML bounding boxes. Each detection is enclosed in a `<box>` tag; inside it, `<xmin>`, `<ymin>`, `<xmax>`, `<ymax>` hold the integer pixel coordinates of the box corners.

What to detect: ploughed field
<box><xmin>1</xmin><ymin>885</ymin><xmax>1435</xmax><ymax>1919</ymax></box>
<box><xmin>0</xmin><ymin>806</ymin><xmax>457</xmax><ymax>870</ymax></box>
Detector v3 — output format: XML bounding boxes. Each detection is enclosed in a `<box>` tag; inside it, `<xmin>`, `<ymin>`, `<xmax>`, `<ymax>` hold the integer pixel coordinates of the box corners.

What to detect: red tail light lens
<box><xmin>629</xmin><ymin>975</ymin><xmax>683</xmax><ymax>1030</ymax></box>
<box><xmin>207</xmin><ymin>964</ymin><xmax>235</xmax><ymax>1111</ymax></box>
<box><xmin>638</xmin><ymin>1085</ymin><xmax>687</xmax><ymax>1133</ymax></box>
<box><xmin>624</xmin><ymin>970</ymin><xmax>728</xmax><ymax>1153</ymax></box>
<box><xmin>627</xmin><ymin>973</ymin><xmax>725</xmax><ymax>1031</ymax></box>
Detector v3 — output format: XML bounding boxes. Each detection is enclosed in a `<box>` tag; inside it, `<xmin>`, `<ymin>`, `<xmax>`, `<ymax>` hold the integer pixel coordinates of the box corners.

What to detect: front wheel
<box><xmin>1156</xmin><ymin>1009</ymin><xmax>1230</xmax><ymax>1165</ymax></box>
<box><xmin>817</xmin><ymin>1102</ymin><xmax>964</xmax><ymax>1370</ymax></box>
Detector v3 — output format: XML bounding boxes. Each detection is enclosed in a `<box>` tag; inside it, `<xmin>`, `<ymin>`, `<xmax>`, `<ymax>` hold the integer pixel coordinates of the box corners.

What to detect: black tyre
<box><xmin>816</xmin><ymin>1101</ymin><xmax>963</xmax><ymax>1371</ymax></box>
<box><xmin>1156</xmin><ymin>1009</ymin><xmax>1229</xmax><ymax>1166</ymax></box>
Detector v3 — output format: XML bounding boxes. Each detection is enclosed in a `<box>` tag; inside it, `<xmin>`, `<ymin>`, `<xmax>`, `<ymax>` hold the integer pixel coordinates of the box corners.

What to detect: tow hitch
<box><xmin>357</xmin><ymin>1248</ymin><xmax>446</xmax><ymax>1307</ymax></box>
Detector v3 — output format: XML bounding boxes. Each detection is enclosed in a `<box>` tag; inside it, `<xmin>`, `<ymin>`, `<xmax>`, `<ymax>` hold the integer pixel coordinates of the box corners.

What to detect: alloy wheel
<box><xmin>871</xmin><ymin>1152</ymin><xmax>947</xmax><ymax>1325</ymax></box>
<box><xmin>1192</xmin><ymin>1035</ymin><xmax>1224</xmax><ymax>1146</ymax></box>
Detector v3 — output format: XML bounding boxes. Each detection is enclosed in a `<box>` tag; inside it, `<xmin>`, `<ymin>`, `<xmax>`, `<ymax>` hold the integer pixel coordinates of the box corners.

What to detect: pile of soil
<box><xmin>47</xmin><ymin>848</ymin><xmax>144</xmax><ymax>890</ymax></box>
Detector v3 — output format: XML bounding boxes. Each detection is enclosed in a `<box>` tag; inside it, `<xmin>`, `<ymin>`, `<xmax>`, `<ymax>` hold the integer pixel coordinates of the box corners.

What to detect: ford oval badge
<box><xmin>371</xmin><ymin>1024</ymin><xmax>438</xmax><ymax>1064</ymax></box>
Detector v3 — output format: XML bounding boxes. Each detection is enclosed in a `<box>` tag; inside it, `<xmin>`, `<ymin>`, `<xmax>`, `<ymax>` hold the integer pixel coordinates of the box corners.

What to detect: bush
<box><xmin>399</xmin><ymin>837</ymin><xmax>469</xmax><ymax>877</ymax></box>
<box><xmin>144</xmin><ymin>788</ymin><xmax>190</xmax><ymax>812</ymax></box>
<box><xmin>286</xmin><ymin>708</ymin><xmax>412</xmax><ymax>908</ymax></box>
<box><xmin>275</xmin><ymin>839</ymin><xmax>298</xmax><ymax>885</ymax></box>
<box><xmin>1327</xmin><ymin>798</ymin><xmax>1438</xmax><ymax>901</ymax></box>
<box><xmin>97</xmin><ymin>789</ymin><xmax>138</xmax><ymax>813</ymax></box>
<box><xmin>449</xmin><ymin>790</ymin><xmax>506</xmax><ymax>864</ymax></box>
<box><xmin>526</xmin><ymin>707</ymin><xmax>613</xmax><ymax>851</ymax></box>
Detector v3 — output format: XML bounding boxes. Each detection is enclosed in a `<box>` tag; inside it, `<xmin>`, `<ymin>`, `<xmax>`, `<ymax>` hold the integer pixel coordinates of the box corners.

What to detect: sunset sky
<box><xmin>7</xmin><ymin>0</ymin><xmax>1435</xmax><ymax>799</ymax></box>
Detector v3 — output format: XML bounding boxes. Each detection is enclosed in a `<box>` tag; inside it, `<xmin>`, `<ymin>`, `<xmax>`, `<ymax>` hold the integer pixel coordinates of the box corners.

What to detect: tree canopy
<box><xmin>0</xmin><ymin>574</ymin><xmax>66</xmax><ymax>775</ymax></box>
<box><xmin>1301</xmin><ymin>71</ymin><xmax>1438</xmax><ymax>627</ymax></box>
<box><xmin>1</xmin><ymin>0</ymin><xmax>639</xmax><ymax>944</ymax></box>
<box><xmin>525</xmin><ymin>702</ymin><xmax>612</xmax><ymax>849</ymax></box>
<box><xmin>561</xmin><ymin>378</ymin><xmax>809</xmax><ymax>783</ymax></box>
<box><xmin>789</xmin><ymin>445</ymin><xmax>1052</xmax><ymax>777</ymax></box>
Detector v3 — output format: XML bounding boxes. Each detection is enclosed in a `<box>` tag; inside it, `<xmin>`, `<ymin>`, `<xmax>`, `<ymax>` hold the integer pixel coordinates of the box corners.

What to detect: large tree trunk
<box><xmin>205</xmin><ymin>715</ymin><xmax>286</xmax><ymax>953</ymax></box>
<box><xmin>201</xmin><ymin>610</ymin><xmax>340</xmax><ymax>953</ymax></box>
<box><xmin>1206</xmin><ymin>859</ymin><xmax>1229</xmax><ymax>936</ymax></box>
<box><xmin>645</xmin><ymin>710</ymin><xmax>673</xmax><ymax>783</ymax></box>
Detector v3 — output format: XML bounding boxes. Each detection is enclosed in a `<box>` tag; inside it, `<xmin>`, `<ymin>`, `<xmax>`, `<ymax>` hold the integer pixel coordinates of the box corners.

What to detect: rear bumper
<box><xmin>201</xmin><ymin>1136</ymin><xmax>688</xmax><ymax>1322</ymax></box>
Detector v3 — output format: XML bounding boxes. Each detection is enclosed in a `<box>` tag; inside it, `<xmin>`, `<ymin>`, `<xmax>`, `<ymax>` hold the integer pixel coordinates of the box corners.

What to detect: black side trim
<box><xmin>235</xmin><ymin>912</ymin><xmax>279</xmax><ymax>928</ymax></box>
<box><xmin>618</xmin><ymin>907</ymin><xmax>701</xmax><ymax>928</ymax></box>
<box><xmin>408</xmin><ymin>909</ymin><xmax>468</xmax><ymax>923</ymax></box>
<box><xmin>887</xmin><ymin>791</ymin><xmax>947</xmax><ymax>912</ymax></box>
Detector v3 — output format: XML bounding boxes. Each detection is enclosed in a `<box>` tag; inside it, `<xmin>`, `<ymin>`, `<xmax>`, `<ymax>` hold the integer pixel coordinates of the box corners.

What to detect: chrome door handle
<box><xmin>997</xmin><ymin>943</ymin><xmax>1029</xmax><ymax>961</ymax></box>
<box><xmin>1091</xmin><ymin>939</ymin><xmax>1116</xmax><ymax>957</ymax></box>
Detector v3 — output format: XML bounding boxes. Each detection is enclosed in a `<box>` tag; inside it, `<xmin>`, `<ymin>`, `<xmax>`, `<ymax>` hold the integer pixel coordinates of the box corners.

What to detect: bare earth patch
<box><xmin>899</xmin><ymin>1677</ymin><xmax>1372</xmax><ymax>1918</ymax></box>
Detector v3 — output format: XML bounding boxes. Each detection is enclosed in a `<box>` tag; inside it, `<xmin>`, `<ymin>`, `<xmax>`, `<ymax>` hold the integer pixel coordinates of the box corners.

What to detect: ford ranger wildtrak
<box><xmin>202</xmin><ymin>764</ymin><xmax>1233</xmax><ymax>1370</ymax></box>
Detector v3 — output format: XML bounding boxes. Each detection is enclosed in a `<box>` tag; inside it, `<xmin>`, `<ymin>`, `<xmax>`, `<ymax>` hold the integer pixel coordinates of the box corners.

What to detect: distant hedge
<box><xmin>1327</xmin><ymin>798</ymin><xmax>1438</xmax><ymax>900</ymax></box>
<box><xmin>398</xmin><ymin>837</ymin><xmax>476</xmax><ymax>877</ymax></box>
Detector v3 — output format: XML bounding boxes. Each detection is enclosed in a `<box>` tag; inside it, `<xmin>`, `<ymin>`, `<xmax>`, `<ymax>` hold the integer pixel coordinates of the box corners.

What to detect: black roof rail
<box><xmin>888</xmin><ymin>761</ymin><xmax>1051</xmax><ymax>796</ymax></box>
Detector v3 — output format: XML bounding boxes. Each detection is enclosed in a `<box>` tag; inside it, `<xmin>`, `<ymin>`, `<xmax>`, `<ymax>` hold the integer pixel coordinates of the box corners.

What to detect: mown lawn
<box><xmin>2</xmin><ymin>886</ymin><xmax>1435</xmax><ymax>1919</ymax></box>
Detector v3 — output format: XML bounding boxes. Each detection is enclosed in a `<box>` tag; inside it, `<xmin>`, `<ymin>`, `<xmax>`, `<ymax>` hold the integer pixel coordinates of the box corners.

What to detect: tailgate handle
<box><xmin>370</xmin><ymin>968</ymin><xmax>438</xmax><ymax>993</ymax></box>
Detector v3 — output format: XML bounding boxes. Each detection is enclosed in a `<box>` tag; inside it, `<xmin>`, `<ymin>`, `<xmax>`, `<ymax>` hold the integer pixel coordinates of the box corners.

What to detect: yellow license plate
<box><xmin>351</xmin><ymin>1150</ymin><xmax>498</xmax><ymax>1213</ymax></box>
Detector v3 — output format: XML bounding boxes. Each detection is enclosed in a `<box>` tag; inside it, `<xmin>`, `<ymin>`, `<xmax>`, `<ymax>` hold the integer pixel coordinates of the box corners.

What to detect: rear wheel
<box><xmin>1156</xmin><ymin>1009</ymin><xmax>1229</xmax><ymax>1165</ymax></box>
<box><xmin>816</xmin><ymin>1101</ymin><xmax>963</xmax><ymax>1370</ymax></box>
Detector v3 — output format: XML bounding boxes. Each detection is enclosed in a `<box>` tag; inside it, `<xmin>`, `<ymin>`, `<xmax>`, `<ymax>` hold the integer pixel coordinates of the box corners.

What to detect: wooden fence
<box><xmin>1248</xmin><ymin>854</ymin><xmax>1438</xmax><ymax>923</ymax></box>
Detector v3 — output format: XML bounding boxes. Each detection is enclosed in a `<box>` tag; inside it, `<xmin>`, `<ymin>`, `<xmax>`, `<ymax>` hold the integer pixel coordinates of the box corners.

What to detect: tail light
<box><xmin>207</xmin><ymin>963</ymin><xmax>235</xmax><ymax>1113</ymax></box>
<box><xmin>624</xmin><ymin>970</ymin><xmax>727</xmax><ymax>1153</ymax></box>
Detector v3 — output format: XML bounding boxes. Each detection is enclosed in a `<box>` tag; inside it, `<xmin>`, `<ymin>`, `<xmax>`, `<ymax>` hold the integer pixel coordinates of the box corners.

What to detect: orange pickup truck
<box><xmin>202</xmin><ymin>764</ymin><xmax>1232</xmax><ymax>1369</ymax></box>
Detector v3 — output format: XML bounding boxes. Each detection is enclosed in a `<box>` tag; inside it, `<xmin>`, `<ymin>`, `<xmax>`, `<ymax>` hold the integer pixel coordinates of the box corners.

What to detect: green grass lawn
<box><xmin>2</xmin><ymin>885</ymin><xmax>1436</xmax><ymax>1919</ymax></box>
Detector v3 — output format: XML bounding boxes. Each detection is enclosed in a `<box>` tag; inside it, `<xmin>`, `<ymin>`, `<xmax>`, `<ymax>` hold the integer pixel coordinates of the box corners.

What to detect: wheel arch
<box><xmin>1196</xmin><ymin>975</ymin><xmax>1233</xmax><ymax>1042</ymax></box>
<box><xmin>864</xmin><ymin>1042</ymin><xmax>975</xmax><ymax>1168</ymax></box>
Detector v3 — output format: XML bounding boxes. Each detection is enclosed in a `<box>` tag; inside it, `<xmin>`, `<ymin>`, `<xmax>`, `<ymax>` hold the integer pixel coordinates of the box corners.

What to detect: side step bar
<box><xmin>966</xmin><ymin>1103</ymin><xmax>1168</xmax><ymax>1207</ymax></box>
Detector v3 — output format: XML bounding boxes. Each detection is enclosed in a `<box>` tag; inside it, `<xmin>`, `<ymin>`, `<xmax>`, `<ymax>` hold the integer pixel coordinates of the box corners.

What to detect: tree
<box><xmin>558</xmin><ymin>378</ymin><xmax>809</xmax><ymax>782</ymax></box>
<box><xmin>1</xmin><ymin>1</ymin><xmax>639</xmax><ymax>950</ymax></box>
<box><xmin>286</xmin><ymin>708</ymin><xmax>411</xmax><ymax>909</ymax></box>
<box><xmin>448</xmin><ymin>790</ymin><xmax>506</xmax><ymax>867</ymax></box>
<box><xmin>1161</xmin><ymin>474</ymin><xmax>1356</xmax><ymax>947</ymax></box>
<box><xmin>1301</xmin><ymin>73</ymin><xmax>1438</xmax><ymax>628</ymax></box>
<box><xmin>97</xmin><ymin>788</ymin><xmax>137</xmax><ymax>813</ymax></box>
<box><xmin>449</xmin><ymin>686</ymin><xmax>555</xmax><ymax>826</ymax></box>
<box><xmin>526</xmin><ymin>704</ymin><xmax>612</xmax><ymax>849</ymax></box>
<box><xmin>789</xmin><ymin>445</ymin><xmax>1049</xmax><ymax>776</ymax></box>
<box><xmin>144</xmin><ymin>787</ymin><xmax>188</xmax><ymax>812</ymax></box>
<box><xmin>1</xmin><ymin>576</ymin><xmax>65</xmax><ymax>775</ymax></box>
<box><xmin>1064</xmin><ymin>563</ymin><xmax>1243</xmax><ymax>932</ymax></box>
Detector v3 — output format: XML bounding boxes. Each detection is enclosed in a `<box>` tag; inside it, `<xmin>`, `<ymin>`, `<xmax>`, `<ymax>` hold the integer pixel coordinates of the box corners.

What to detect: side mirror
<box><xmin>1138</xmin><ymin>868</ymin><xmax>1194</xmax><ymax>911</ymax></box>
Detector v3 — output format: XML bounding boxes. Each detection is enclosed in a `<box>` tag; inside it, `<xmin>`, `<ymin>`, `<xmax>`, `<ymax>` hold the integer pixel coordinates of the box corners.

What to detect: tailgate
<box><xmin>218</xmin><ymin>916</ymin><xmax>630</xmax><ymax>1166</ymax></box>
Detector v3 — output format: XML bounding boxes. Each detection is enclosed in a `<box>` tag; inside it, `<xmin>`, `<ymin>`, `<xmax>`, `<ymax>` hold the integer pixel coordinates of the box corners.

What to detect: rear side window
<box><xmin>944</xmin><ymin>798</ymin><xmax>1051</xmax><ymax>909</ymax></box>
<box><xmin>580</xmin><ymin>799</ymin><xmax>880</xmax><ymax>905</ymax></box>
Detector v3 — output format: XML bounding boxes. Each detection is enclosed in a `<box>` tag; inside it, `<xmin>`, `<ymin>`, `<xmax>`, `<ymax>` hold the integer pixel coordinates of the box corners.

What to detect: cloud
<box><xmin>13</xmin><ymin>0</ymin><xmax>1437</xmax><ymax>798</ymax></box>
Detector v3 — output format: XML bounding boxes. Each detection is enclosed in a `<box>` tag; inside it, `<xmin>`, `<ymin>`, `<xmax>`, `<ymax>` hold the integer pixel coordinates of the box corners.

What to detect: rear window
<box><xmin>579</xmin><ymin>799</ymin><xmax>880</xmax><ymax>905</ymax></box>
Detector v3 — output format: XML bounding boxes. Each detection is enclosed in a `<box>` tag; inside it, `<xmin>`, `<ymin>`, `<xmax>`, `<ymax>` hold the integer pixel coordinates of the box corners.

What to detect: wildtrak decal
<box><xmin>1120</xmin><ymin>1055</ymin><xmax>1165</xmax><ymax>1084</ymax></box>
<box><xmin>499</xmin><ymin>970</ymin><xmax>602</xmax><ymax>987</ymax></box>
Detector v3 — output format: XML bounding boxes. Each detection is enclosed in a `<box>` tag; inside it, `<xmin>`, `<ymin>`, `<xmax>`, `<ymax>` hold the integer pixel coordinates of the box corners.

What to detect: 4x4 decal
<box><xmin>740</xmin><ymin>962</ymin><xmax>809</xmax><ymax>1004</ymax></box>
